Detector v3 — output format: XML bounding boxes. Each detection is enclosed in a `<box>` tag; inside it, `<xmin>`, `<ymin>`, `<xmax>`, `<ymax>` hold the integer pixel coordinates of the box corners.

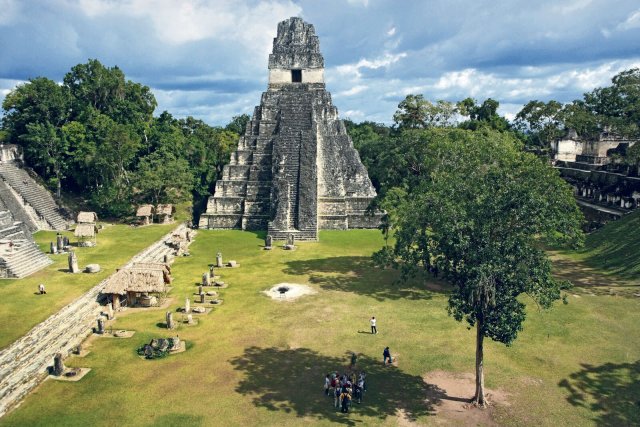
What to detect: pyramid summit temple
<box><xmin>198</xmin><ymin>17</ymin><xmax>381</xmax><ymax>240</ymax></box>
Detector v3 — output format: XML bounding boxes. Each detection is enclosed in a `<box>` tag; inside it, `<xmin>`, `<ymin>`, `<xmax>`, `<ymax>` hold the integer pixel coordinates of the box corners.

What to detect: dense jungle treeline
<box><xmin>0</xmin><ymin>59</ymin><xmax>250</xmax><ymax>218</ymax></box>
<box><xmin>1</xmin><ymin>59</ymin><xmax>638</xmax><ymax>220</ymax></box>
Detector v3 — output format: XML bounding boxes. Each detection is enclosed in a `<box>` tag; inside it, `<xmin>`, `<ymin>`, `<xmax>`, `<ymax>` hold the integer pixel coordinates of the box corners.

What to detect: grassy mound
<box><xmin>579</xmin><ymin>210</ymin><xmax>640</xmax><ymax>278</ymax></box>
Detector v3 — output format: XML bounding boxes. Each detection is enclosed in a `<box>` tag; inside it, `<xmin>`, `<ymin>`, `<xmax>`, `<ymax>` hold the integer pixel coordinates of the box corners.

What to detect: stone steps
<box><xmin>0</xmin><ymin>224</ymin><xmax>192</xmax><ymax>418</ymax></box>
<box><xmin>0</xmin><ymin>163</ymin><xmax>70</xmax><ymax>231</ymax></box>
<box><xmin>0</xmin><ymin>240</ymin><xmax>53</xmax><ymax>278</ymax></box>
<box><xmin>0</xmin><ymin>180</ymin><xmax>39</xmax><ymax>233</ymax></box>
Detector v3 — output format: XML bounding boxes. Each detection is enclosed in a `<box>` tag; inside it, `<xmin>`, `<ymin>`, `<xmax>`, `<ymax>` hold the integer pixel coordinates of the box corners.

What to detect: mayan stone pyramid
<box><xmin>198</xmin><ymin>17</ymin><xmax>380</xmax><ymax>240</ymax></box>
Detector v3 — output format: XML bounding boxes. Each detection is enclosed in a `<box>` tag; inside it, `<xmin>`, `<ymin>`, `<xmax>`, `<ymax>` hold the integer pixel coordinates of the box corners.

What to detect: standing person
<box><xmin>341</xmin><ymin>389</ymin><xmax>352</xmax><ymax>413</ymax></box>
<box><xmin>350</xmin><ymin>352</ymin><xmax>357</xmax><ymax>369</ymax></box>
<box><xmin>383</xmin><ymin>346</ymin><xmax>392</xmax><ymax>365</ymax></box>
<box><xmin>38</xmin><ymin>284</ymin><xmax>46</xmax><ymax>294</ymax></box>
<box><xmin>324</xmin><ymin>374</ymin><xmax>331</xmax><ymax>396</ymax></box>
<box><xmin>370</xmin><ymin>316</ymin><xmax>377</xmax><ymax>334</ymax></box>
<box><xmin>334</xmin><ymin>385</ymin><xmax>341</xmax><ymax>409</ymax></box>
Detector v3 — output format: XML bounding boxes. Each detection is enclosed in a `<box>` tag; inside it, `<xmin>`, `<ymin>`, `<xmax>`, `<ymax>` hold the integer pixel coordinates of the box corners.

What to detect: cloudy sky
<box><xmin>1</xmin><ymin>0</ymin><xmax>640</xmax><ymax>126</ymax></box>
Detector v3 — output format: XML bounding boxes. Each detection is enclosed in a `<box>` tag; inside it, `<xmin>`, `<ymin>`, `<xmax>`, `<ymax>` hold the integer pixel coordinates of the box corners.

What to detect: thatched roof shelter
<box><xmin>156</xmin><ymin>204</ymin><xmax>174</xmax><ymax>216</ymax></box>
<box><xmin>132</xmin><ymin>262</ymin><xmax>172</xmax><ymax>282</ymax></box>
<box><xmin>74</xmin><ymin>223</ymin><xmax>98</xmax><ymax>238</ymax></box>
<box><xmin>102</xmin><ymin>268</ymin><xmax>169</xmax><ymax>296</ymax></box>
<box><xmin>77</xmin><ymin>211</ymin><xmax>98</xmax><ymax>223</ymax></box>
<box><xmin>136</xmin><ymin>205</ymin><xmax>154</xmax><ymax>217</ymax></box>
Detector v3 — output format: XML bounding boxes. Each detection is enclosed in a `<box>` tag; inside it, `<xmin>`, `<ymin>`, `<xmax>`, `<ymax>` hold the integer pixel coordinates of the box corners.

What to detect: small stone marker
<box><xmin>202</xmin><ymin>272</ymin><xmax>210</xmax><ymax>286</ymax></box>
<box><xmin>53</xmin><ymin>353</ymin><xmax>64</xmax><ymax>376</ymax></box>
<box><xmin>50</xmin><ymin>242</ymin><xmax>56</xmax><ymax>254</ymax></box>
<box><xmin>216</xmin><ymin>252</ymin><xmax>223</xmax><ymax>268</ymax></box>
<box><xmin>171</xmin><ymin>336</ymin><xmax>181</xmax><ymax>351</ymax></box>
<box><xmin>68</xmin><ymin>251</ymin><xmax>80</xmax><ymax>273</ymax></box>
<box><xmin>106</xmin><ymin>303</ymin><xmax>114</xmax><ymax>320</ymax></box>
<box><xmin>63</xmin><ymin>236</ymin><xmax>69</xmax><ymax>247</ymax></box>
<box><xmin>56</xmin><ymin>234</ymin><xmax>64</xmax><ymax>252</ymax></box>
<box><xmin>166</xmin><ymin>311</ymin><xmax>174</xmax><ymax>329</ymax></box>
<box><xmin>228</xmin><ymin>260</ymin><xmax>237</xmax><ymax>268</ymax></box>
<box><xmin>284</xmin><ymin>233</ymin><xmax>296</xmax><ymax>250</ymax></box>
<box><xmin>187</xmin><ymin>314</ymin><xmax>193</xmax><ymax>324</ymax></box>
<box><xmin>265</xmin><ymin>235</ymin><xmax>273</xmax><ymax>250</ymax></box>
<box><xmin>192</xmin><ymin>306</ymin><xmax>206</xmax><ymax>313</ymax></box>
<box><xmin>185</xmin><ymin>298</ymin><xmax>191</xmax><ymax>314</ymax></box>
<box><xmin>199</xmin><ymin>293</ymin><xmax>205</xmax><ymax>303</ymax></box>
<box><xmin>96</xmin><ymin>318</ymin><xmax>105</xmax><ymax>334</ymax></box>
<box><xmin>198</xmin><ymin>285</ymin><xmax>203</xmax><ymax>295</ymax></box>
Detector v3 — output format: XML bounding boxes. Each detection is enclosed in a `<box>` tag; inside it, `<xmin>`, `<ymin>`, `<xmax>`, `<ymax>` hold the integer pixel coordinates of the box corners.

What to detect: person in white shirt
<box><xmin>370</xmin><ymin>316</ymin><xmax>377</xmax><ymax>334</ymax></box>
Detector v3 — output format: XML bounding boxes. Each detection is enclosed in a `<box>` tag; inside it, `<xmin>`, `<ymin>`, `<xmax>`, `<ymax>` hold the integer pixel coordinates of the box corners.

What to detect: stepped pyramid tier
<box><xmin>0</xmin><ymin>238</ymin><xmax>53</xmax><ymax>278</ymax></box>
<box><xmin>199</xmin><ymin>17</ymin><xmax>381</xmax><ymax>240</ymax></box>
<box><xmin>0</xmin><ymin>146</ymin><xmax>73</xmax><ymax>232</ymax></box>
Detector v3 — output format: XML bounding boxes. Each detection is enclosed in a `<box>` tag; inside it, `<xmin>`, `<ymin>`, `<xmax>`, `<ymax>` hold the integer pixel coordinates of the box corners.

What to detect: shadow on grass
<box><xmin>558</xmin><ymin>360</ymin><xmax>640</xmax><ymax>426</ymax></box>
<box><xmin>230</xmin><ymin>346</ymin><xmax>443</xmax><ymax>425</ymax></box>
<box><xmin>284</xmin><ymin>256</ymin><xmax>447</xmax><ymax>301</ymax></box>
<box><xmin>551</xmin><ymin>257</ymin><xmax>631</xmax><ymax>288</ymax></box>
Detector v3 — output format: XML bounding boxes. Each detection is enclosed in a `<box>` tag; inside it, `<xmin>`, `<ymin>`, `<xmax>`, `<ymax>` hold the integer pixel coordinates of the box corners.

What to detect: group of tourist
<box><xmin>324</xmin><ymin>371</ymin><xmax>366</xmax><ymax>413</ymax></box>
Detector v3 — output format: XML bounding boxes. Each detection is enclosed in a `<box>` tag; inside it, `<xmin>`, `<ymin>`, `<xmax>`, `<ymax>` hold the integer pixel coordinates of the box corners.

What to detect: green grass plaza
<box><xmin>1</xmin><ymin>217</ymin><xmax>638</xmax><ymax>426</ymax></box>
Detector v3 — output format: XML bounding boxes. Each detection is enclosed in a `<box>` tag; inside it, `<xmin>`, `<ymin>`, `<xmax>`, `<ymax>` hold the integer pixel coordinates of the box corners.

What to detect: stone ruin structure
<box><xmin>199</xmin><ymin>17</ymin><xmax>381</xmax><ymax>240</ymax></box>
<box><xmin>552</xmin><ymin>129</ymin><xmax>640</xmax><ymax>226</ymax></box>
<box><xmin>0</xmin><ymin>144</ymin><xmax>72</xmax><ymax>232</ymax></box>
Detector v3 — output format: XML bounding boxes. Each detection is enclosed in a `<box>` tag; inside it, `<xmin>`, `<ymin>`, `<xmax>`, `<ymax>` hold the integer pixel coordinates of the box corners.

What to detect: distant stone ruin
<box><xmin>0</xmin><ymin>145</ymin><xmax>72</xmax><ymax>232</ymax></box>
<box><xmin>199</xmin><ymin>17</ymin><xmax>381</xmax><ymax>240</ymax></box>
<box><xmin>552</xmin><ymin>129</ymin><xmax>640</xmax><ymax>226</ymax></box>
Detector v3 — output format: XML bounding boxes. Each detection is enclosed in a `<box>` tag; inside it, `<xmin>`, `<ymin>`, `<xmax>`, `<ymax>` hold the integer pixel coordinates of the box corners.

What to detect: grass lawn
<box><xmin>0</xmin><ymin>224</ymin><xmax>175</xmax><ymax>349</ymax></box>
<box><xmin>0</xmin><ymin>229</ymin><xmax>638</xmax><ymax>426</ymax></box>
<box><xmin>557</xmin><ymin>210</ymin><xmax>640</xmax><ymax>280</ymax></box>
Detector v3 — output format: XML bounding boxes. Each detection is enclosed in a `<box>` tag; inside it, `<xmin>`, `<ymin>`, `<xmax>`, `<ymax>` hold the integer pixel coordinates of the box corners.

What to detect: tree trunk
<box><xmin>474</xmin><ymin>317</ymin><xmax>486</xmax><ymax>406</ymax></box>
<box><xmin>55</xmin><ymin>168</ymin><xmax>61</xmax><ymax>198</ymax></box>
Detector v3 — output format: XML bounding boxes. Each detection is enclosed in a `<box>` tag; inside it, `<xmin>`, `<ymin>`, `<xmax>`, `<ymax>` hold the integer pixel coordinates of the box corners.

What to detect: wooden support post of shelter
<box><xmin>74</xmin><ymin>223</ymin><xmax>98</xmax><ymax>247</ymax></box>
<box><xmin>156</xmin><ymin>204</ymin><xmax>175</xmax><ymax>224</ymax></box>
<box><xmin>136</xmin><ymin>205</ymin><xmax>154</xmax><ymax>225</ymax></box>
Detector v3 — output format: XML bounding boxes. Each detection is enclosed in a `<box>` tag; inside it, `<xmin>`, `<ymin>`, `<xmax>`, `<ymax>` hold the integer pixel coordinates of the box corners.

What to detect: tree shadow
<box><xmin>283</xmin><ymin>256</ymin><xmax>448</xmax><ymax>301</ymax></box>
<box><xmin>230</xmin><ymin>346</ymin><xmax>444</xmax><ymax>425</ymax></box>
<box><xmin>558</xmin><ymin>360</ymin><xmax>640</xmax><ymax>426</ymax></box>
<box><xmin>550</xmin><ymin>255</ymin><xmax>639</xmax><ymax>296</ymax></box>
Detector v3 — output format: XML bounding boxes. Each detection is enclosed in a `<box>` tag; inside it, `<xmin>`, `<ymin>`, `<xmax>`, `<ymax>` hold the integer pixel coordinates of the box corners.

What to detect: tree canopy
<box><xmin>381</xmin><ymin>128</ymin><xmax>583</xmax><ymax>404</ymax></box>
<box><xmin>1</xmin><ymin>59</ymin><xmax>240</xmax><ymax>218</ymax></box>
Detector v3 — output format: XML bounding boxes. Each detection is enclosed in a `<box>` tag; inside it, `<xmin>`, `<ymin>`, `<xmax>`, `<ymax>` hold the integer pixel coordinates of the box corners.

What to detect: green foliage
<box><xmin>0</xmin><ymin>59</ymin><xmax>239</xmax><ymax>218</ymax></box>
<box><xmin>225</xmin><ymin>113</ymin><xmax>250</xmax><ymax>135</ymax></box>
<box><xmin>516</xmin><ymin>68</ymin><xmax>640</xmax><ymax>153</ymax></box>
<box><xmin>457</xmin><ymin>97</ymin><xmax>510</xmax><ymax>131</ymax></box>
<box><xmin>381</xmin><ymin>128</ymin><xmax>584</xmax><ymax>348</ymax></box>
<box><xmin>393</xmin><ymin>94</ymin><xmax>458</xmax><ymax>129</ymax></box>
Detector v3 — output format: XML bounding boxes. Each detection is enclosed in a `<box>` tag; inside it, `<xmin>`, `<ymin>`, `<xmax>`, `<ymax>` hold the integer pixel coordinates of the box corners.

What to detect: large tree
<box><xmin>382</xmin><ymin>128</ymin><xmax>583</xmax><ymax>405</ymax></box>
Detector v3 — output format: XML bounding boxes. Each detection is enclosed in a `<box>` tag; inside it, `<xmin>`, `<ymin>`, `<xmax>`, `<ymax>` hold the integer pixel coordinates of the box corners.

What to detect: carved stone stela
<box><xmin>199</xmin><ymin>17</ymin><xmax>381</xmax><ymax>241</ymax></box>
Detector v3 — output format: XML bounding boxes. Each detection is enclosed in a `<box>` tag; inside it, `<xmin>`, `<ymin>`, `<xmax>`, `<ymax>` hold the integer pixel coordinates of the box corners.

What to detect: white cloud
<box><xmin>347</xmin><ymin>0</ymin><xmax>369</xmax><ymax>7</ymax></box>
<box><xmin>75</xmin><ymin>0</ymin><xmax>301</xmax><ymax>49</ymax></box>
<box><xmin>552</xmin><ymin>0</ymin><xmax>593</xmax><ymax>15</ymax></box>
<box><xmin>616</xmin><ymin>9</ymin><xmax>640</xmax><ymax>31</ymax></box>
<box><xmin>387</xmin><ymin>27</ymin><xmax>396</xmax><ymax>36</ymax></box>
<box><xmin>335</xmin><ymin>52</ymin><xmax>407</xmax><ymax>79</ymax></box>
<box><xmin>337</xmin><ymin>85</ymin><xmax>368</xmax><ymax>97</ymax></box>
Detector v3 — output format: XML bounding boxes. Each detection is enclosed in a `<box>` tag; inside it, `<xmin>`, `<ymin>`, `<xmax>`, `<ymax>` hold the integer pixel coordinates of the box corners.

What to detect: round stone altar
<box><xmin>264</xmin><ymin>283</ymin><xmax>316</xmax><ymax>301</ymax></box>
